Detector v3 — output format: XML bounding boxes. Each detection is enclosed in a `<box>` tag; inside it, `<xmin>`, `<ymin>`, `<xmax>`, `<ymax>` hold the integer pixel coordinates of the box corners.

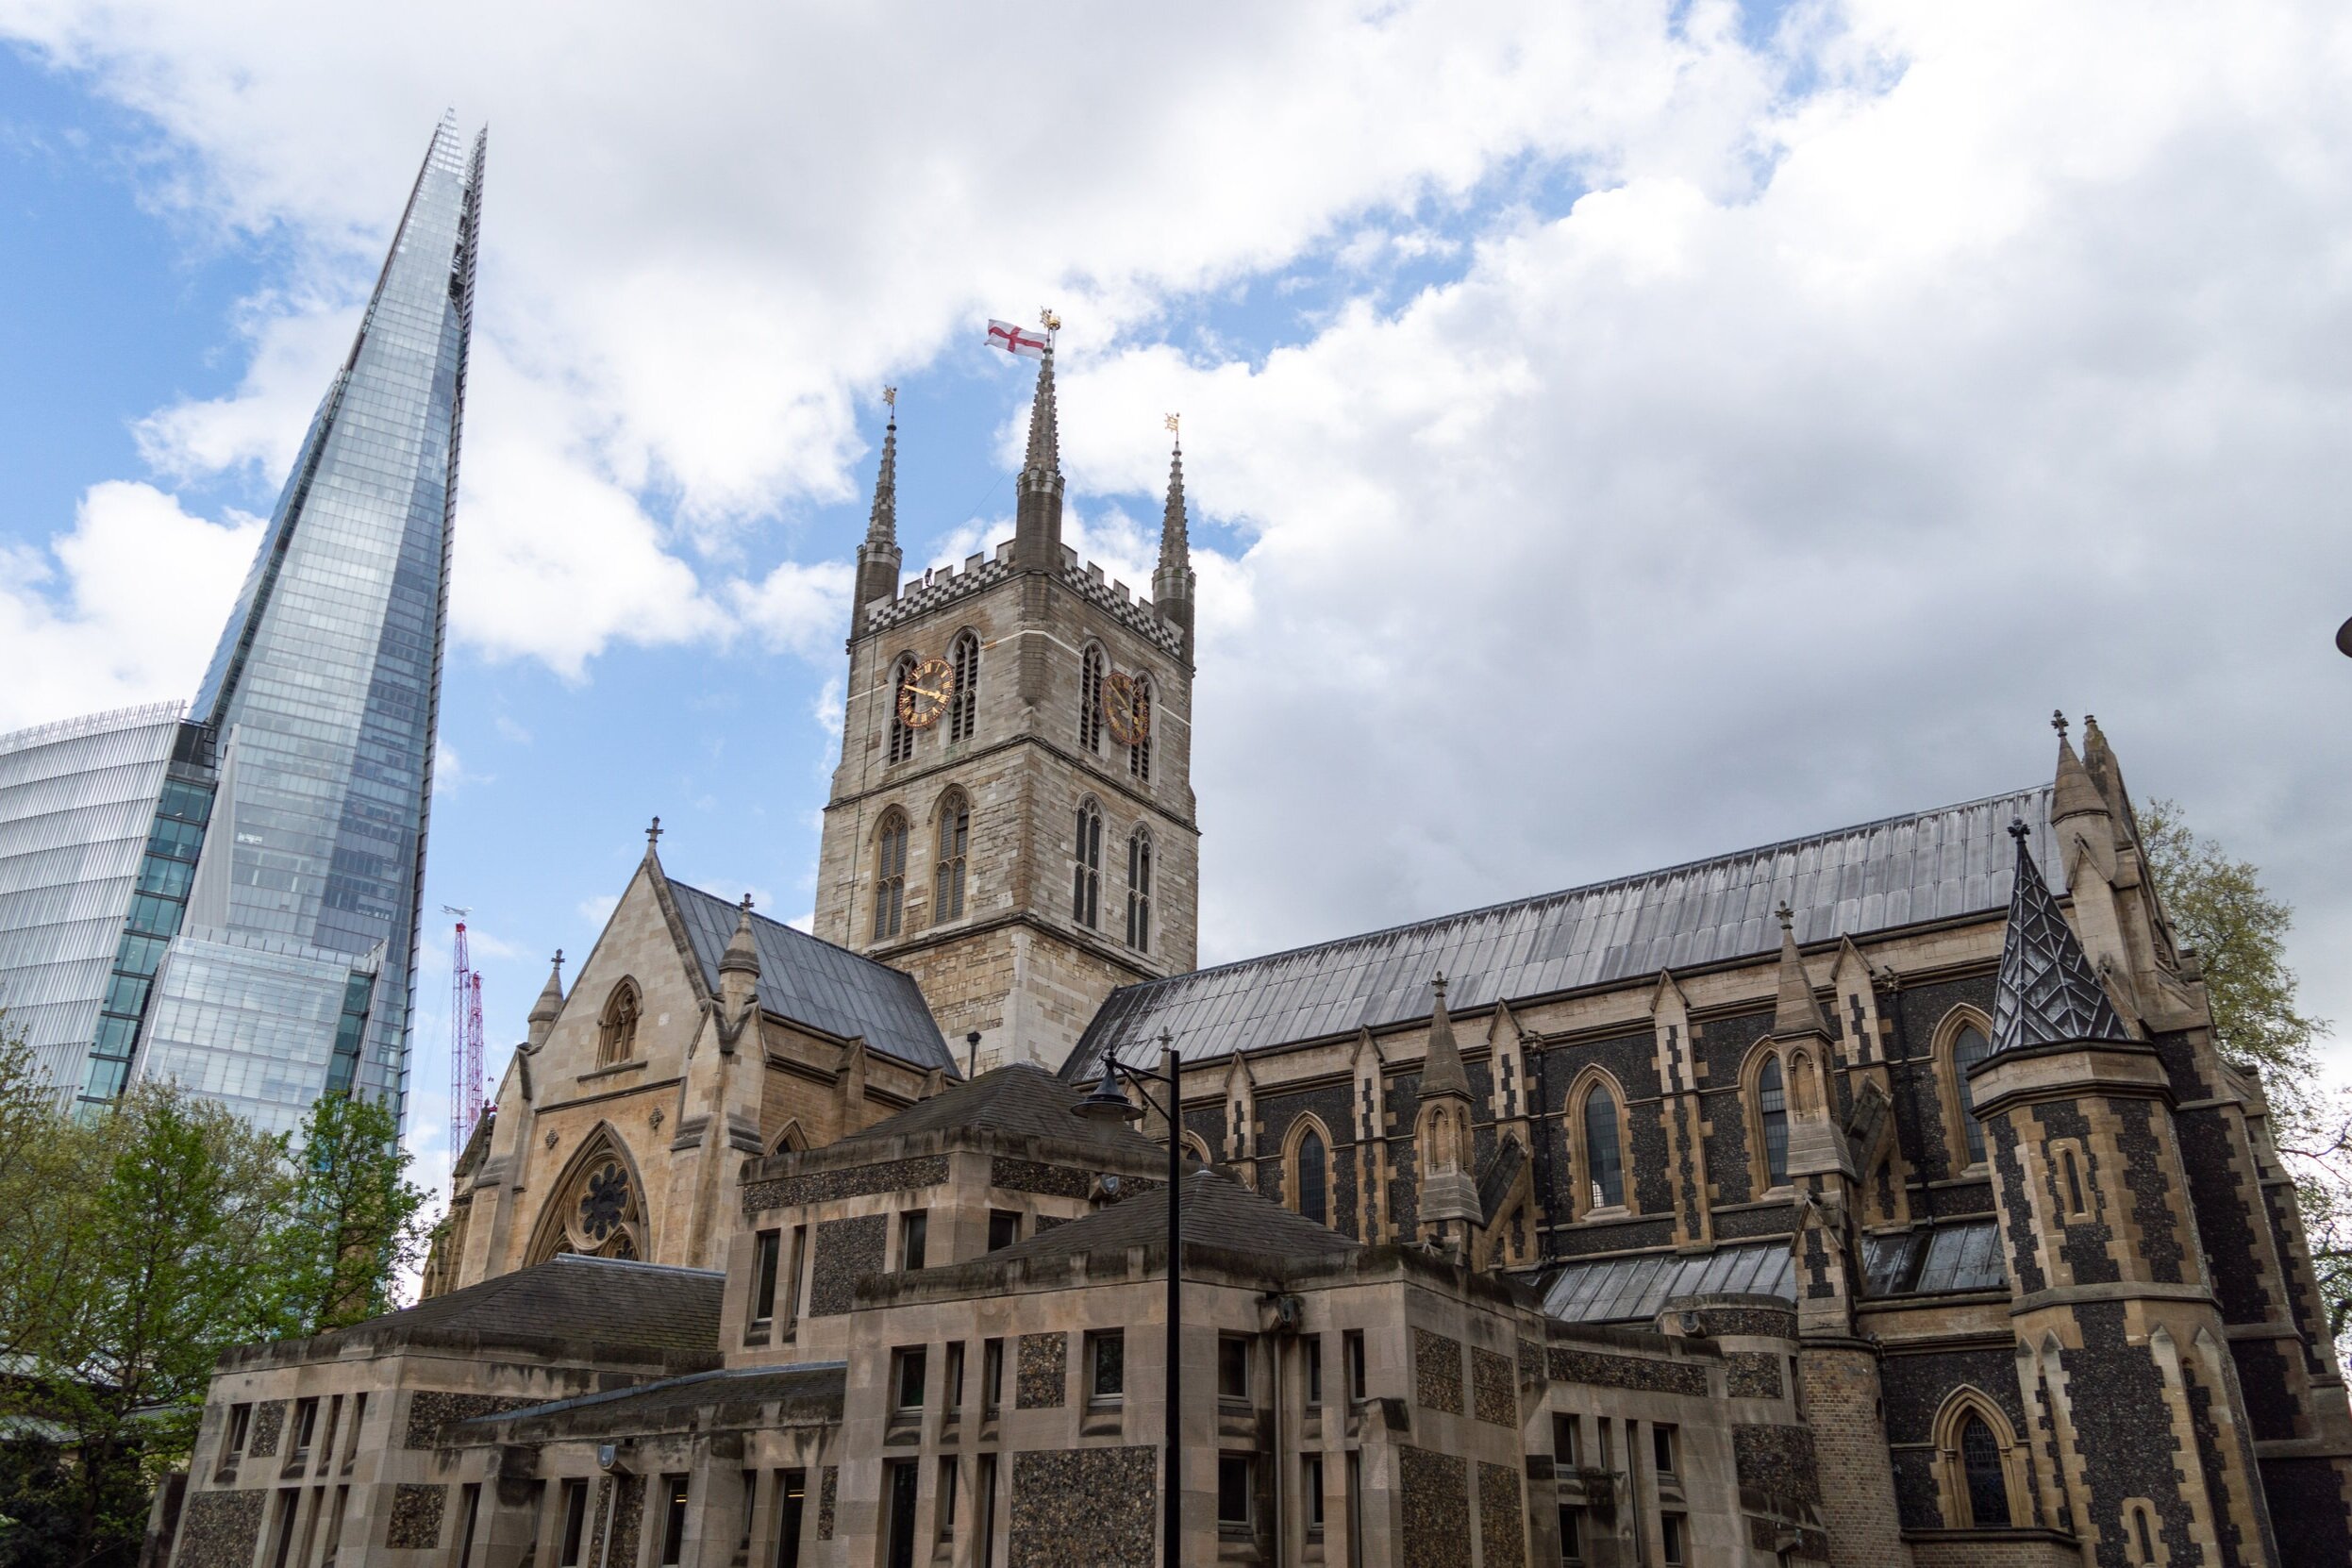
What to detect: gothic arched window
<box><xmin>1576</xmin><ymin>1077</ymin><xmax>1626</xmax><ymax>1212</ymax></box>
<box><xmin>1758</xmin><ymin>1053</ymin><xmax>1790</xmax><ymax>1189</ymax></box>
<box><xmin>1072</xmin><ymin>801</ymin><xmax>1102</xmax><ymax>928</ymax></box>
<box><xmin>1079</xmin><ymin>645</ymin><xmax>1107</xmax><ymax>754</ymax></box>
<box><xmin>525</xmin><ymin>1132</ymin><xmax>647</xmax><ymax>1265</ymax></box>
<box><xmin>1127</xmin><ymin>674</ymin><xmax>1153</xmax><ymax>782</ymax></box>
<box><xmin>934</xmin><ymin>791</ymin><xmax>969</xmax><ymax>922</ymax></box>
<box><xmin>1952</xmin><ymin>1020</ymin><xmax>1994</xmax><ymax>1165</ymax></box>
<box><xmin>948</xmin><ymin>630</ymin><xmax>980</xmax><ymax>742</ymax></box>
<box><xmin>887</xmin><ymin>654</ymin><xmax>919</xmax><ymax>764</ymax></box>
<box><xmin>1125</xmin><ymin>828</ymin><xmax>1153</xmax><ymax>951</ymax></box>
<box><xmin>598</xmin><ymin>980</ymin><xmax>641</xmax><ymax>1067</ymax></box>
<box><xmin>1960</xmin><ymin>1415</ymin><xmax>2010</xmax><ymax>1526</ymax></box>
<box><xmin>873</xmin><ymin>810</ymin><xmax>909</xmax><ymax>940</ymax></box>
<box><xmin>1289</xmin><ymin>1123</ymin><xmax>1329</xmax><ymax>1227</ymax></box>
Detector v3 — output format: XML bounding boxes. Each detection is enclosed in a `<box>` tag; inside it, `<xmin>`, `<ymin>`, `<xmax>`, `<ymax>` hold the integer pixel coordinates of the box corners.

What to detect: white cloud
<box><xmin>575</xmin><ymin>893</ymin><xmax>620</xmax><ymax>929</ymax></box>
<box><xmin>0</xmin><ymin>481</ymin><xmax>259</xmax><ymax>731</ymax></box>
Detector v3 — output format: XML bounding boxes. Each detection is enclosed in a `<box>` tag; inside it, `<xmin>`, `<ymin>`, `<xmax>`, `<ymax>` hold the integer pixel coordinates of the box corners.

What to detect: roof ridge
<box><xmin>546</xmin><ymin>1254</ymin><xmax>725</xmax><ymax>1279</ymax></box>
<box><xmin>1109</xmin><ymin>783</ymin><xmax>2051</xmax><ymax>995</ymax></box>
<box><xmin>662</xmin><ymin>875</ymin><xmax>883</xmax><ymax>966</ymax></box>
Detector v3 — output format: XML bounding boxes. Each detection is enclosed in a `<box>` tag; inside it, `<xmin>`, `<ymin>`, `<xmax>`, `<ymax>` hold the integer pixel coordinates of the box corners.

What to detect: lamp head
<box><xmin>1074</xmin><ymin>1059</ymin><xmax>1143</xmax><ymax>1124</ymax></box>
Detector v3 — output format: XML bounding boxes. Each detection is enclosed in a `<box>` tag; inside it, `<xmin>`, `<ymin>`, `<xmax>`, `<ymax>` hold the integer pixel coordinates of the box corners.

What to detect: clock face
<box><xmin>896</xmin><ymin>657</ymin><xmax>957</xmax><ymax>730</ymax></box>
<box><xmin>1103</xmin><ymin>670</ymin><xmax>1150</xmax><ymax>745</ymax></box>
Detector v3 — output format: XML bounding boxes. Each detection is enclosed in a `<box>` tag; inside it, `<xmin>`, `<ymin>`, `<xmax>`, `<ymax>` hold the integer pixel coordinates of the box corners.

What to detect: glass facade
<box><xmin>0</xmin><ymin>704</ymin><xmax>186</xmax><ymax>1091</ymax></box>
<box><xmin>147</xmin><ymin>115</ymin><xmax>485</xmax><ymax>1128</ymax></box>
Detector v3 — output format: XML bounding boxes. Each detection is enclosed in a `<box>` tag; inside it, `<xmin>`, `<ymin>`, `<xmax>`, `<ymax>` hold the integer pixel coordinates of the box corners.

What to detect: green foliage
<box><xmin>2139</xmin><ymin>800</ymin><xmax>2352</xmax><ymax>1343</ymax></box>
<box><xmin>0</xmin><ymin>1023</ymin><xmax>433</xmax><ymax>1568</ymax></box>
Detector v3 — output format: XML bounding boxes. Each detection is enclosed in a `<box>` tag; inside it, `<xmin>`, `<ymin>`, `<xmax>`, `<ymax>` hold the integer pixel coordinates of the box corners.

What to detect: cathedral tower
<box><xmin>813</xmin><ymin>350</ymin><xmax>1200</xmax><ymax>1070</ymax></box>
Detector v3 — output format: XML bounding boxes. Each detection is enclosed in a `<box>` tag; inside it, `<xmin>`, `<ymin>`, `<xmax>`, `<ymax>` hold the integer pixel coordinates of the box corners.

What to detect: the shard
<box><xmin>0</xmin><ymin>117</ymin><xmax>484</xmax><ymax>1134</ymax></box>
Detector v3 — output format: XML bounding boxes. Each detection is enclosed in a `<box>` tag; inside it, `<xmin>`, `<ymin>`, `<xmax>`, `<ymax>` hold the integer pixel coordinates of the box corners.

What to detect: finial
<box><xmin>883</xmin><ymin>385</ymin><xmax>896</xmax><ymax>409</ymax></box>
<box><xmin>1776</xmin><ymin>902</ymin><xmax>1794</xmax><ymax>931</ymax></box>
<box><xmin>1040</xmin><ymin>305</ymin><xmax>1060</xmax><ymax>335</ymax></box>
<box><xmin>552</xmin><ymin>949</ymin><xmax>563</xmax><ymax>973</ymax></box>
<box><xmin>1165</xmin><ymin>411</ymin><xmax>1180</xmax><ymax>442</ymax></box>
<box><xmin>1432</xmin><ymin>970</ymin><xmax>1448</xmax><ymax>1001</ymax></box>
<box><xmin>2082</xmin><ymin>712</ymin><xmax>2095</xmax><ymax>729</ymax></box>
<box><xmin>647</xmin><ymin>815</ymin><xmax>662</xmax><ymax>845</ymax></box>
<box><xmin>2009</xmin><ymin>817</ymin><xmax>2030</xmax><ymax>842</ymax></box>
<box><xmin>740</xmin><ymin>892</ymin><xmax>754</xmax><ymax>914</ymax></box>
<box><xmin>2051</xmin><ymin>709</ymin><xmax>2068</xmax><ymax>738</ymax></box>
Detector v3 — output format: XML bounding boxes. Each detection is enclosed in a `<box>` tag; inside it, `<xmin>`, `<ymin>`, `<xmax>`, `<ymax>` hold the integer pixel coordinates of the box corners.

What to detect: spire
<box><xmin>527</xmin><ymin>950</ymin><xmax>563</xmax><ymax>1049</ymax></box>
<box><xmin>1011</xmin><ymin>314</ymin><xmax>1066</xmax><ymax>571</ymax></box>
<box><xmin>2080</xmin><ymin>713</ymin><xmax>2130</xmax><ymax>823</ymax></box>
<box><xmin>2050</xmin><ymin>711</ymin><xmax>2109</xmax><ymax>828</ymax></box>
<box><xmin>853</xmin><ymin>392</ymin><xmax>906</xmax><ymax>614</ymax></box>
<box><xmin>720</xmin><ymin>893</ymin><xmax>761</xmax><ymax>978</ymax></box>
<box><xmin>1419</xmin><ymin>973</ymin><xmax>1471</xmax><ymax>1101</ymax></box>
<box><xmin>1153</xmin><ymin>414</ymin><xmax>1198</xmax><ymax>662</ymax></box>
<box><xmin>1771</xmin><ymin>904</ymin><xmax>1831</xmax><ymax>1038</ymax></box>
<box><xmin>1992</xmin><ymin>820</ymin><xmax>2130</xmax><ymax>1053</ymax></box>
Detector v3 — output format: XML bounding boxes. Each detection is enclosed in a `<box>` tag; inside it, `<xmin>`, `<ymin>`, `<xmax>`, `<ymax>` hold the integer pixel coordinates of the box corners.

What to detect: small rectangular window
<box><xmin>739</xmin><ymin>1470</ymin><xmax>756</xmax><ymax>1553</ymax></box>
<box><xmin>317</xmin><ymin>1396</ymin><xmax>342</xmax><ymax>1469</ymax></box>
<box><xmin>987</xmin><ymin>1209</ymin><xmax>1021</xmax><ymax>1251</ymax></box>
<box><xmin>1653</xmin><ymin>1423</ymin><xmax>1677</xmax><ymax>1477</ymax></box>
<box><xmin>1089</xmin><ymin>1330</ymin><xmax>1125</xmax><ymax>1402</ymax></box>
<box><xmin>893</xmin><ymin>1346</ymin><xmax>928</xmax><ymax>1412</ymax></box>
<box><xmin>1218</xmin><ymin>1336</ymin><xmax>1250</xmax><ymax>1401</ymax></box>
<box><xmin>223</xmin><ymin>1402</ymin><xmax>253</xmax><ymax>1467</ymax></box>
<box><xmin>1303</xmin><ymin>1454</ymin><xmax>1325</xmax><ymax>1531</ymax></box>
<box><xmin>1660</xmin><ymin>1512</ymin><xmax>1686</xmax><ymax>1566</ymax></box>
<box><xmin>291</xmin><ymin>1396</ymin><xmax>319</xmax><ymax>1459</ymax></box>
<box><xmin>899</xmin><ymin>1210</ymin><xmax>928</xmax><ymax>1272</ymax></box>
<box><xmin>774</xmin><ymin>1470</ymin><xmax>806</xmax><ymax>1568</ymax></box>
<box><xmin>944</xmin><ymin>1343</ymin><xmax>966</xmax><ymax>1413</ymax></box>
<box><xmin>266</xmin><ymin>1489</ymin><xmax>299</xmax><ymax>1568</ymax></box>
<box><xmin>752</xmin><ymin>1228</ymin><xmax>782</xmax><ymax>1322</ymax></box>
<box><xmin>1553</xmin><ymin>1412</ymin><xmax>1581</xmax><ymax>1468</ymax></box>
<box><xmin>1216</xmin><ymin>1454</ymin><xmax>1253</xmax><ymax>1526</ymax></box>
<box><xmin>782</xmin><ymin>1226</ymin><xmax>807</xmax><ymax>1324</ymax></box>
<box><xmin>1344</xmin><ymin>1330</ymin><xmax>1367</xmax><ymax>1402</ymax></box>
<box><xmin>457</xmin><ymin>1482</ymin><xmax>482</xmax><ymax>1568</ymax></box>
<box><xmin>659</xmin><ymin>1475</ymin><xmax>690</xmax><ymax>1565</ymax></box>
<box><xmin>343</xmin><ymin>1393</ymin><xmax>367</xmax><ymax>1472</ymax></box>
<box><xmin>937</xmin><ymin>1458</ymin><xmax>959</xmax><ymax>1540</ymax></box>
<box><xmin>1305</xmin><ymin>1337</ymin><xmax>1323</xmax><ymax>1406</ymax></box>
<box><xmin>1558</xmin><ymin>1504</ymin><xmax>1585</xmax><ymax>1564</ymax></box>
<box><xmin>982</xmin><ymin>1339</ymin><xmax>1005</xmax><ymax>1414</ymax></box>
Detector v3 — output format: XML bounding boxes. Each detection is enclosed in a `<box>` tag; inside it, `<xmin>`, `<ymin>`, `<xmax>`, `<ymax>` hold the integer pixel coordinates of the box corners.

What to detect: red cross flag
<box><xmin>986</xmin><ymin>319</ymin><xmax>1050</xmax><ymax>359</ymax></box>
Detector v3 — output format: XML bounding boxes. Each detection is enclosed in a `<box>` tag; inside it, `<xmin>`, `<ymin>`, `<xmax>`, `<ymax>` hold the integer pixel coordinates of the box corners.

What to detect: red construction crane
<box><xmin>444</xmin><ymin>906</ymin><xmax>486</xmax><ymax>1151</ymax></box>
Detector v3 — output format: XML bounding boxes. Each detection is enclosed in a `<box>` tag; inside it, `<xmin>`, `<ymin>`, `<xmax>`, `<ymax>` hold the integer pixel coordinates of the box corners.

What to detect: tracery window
<box><xmin>1079</xmin><ymin>645</ymin><xmax>1107</xmax><ymax>754</ymax></box>
<box><xmin>597</xmin><ymin>980</ymin><xmax>641</xmax><ymax>1067</ymax></box>
<box><xmin>1127</xmin><ymin>675</ymin><xmax>1153</xmax><ymax>781</ymax></box>
<box><xmin>1759</xmin><ymin>1054</ymin><xmax>1790</xmax><ymax>1188</ymax></box>
<box><xmin>1933</xmin><ymin>1391</ymin><xmax>2024</xmax><ymax>1530</ymax></box>
<box><xmin>1289</xmin><ymin>1122</ymin><xmax>1330</xmax><ymax>1227</ymax></box>
<box><xmin>1072</xmin><ymin>801</ymin><xmax>1102</xmax><ymax>928</ymax></box>
<box><xmin>948</xmin><ymin>631</ymin><xmax>979</xmax><ymax>742</ymax></box>
<box><xmin>873</xmin><ymin>810</ymin><xmax>909</xmax><ymax>940</ymax></box>
<box><xmin>1960</xmin><ymin>1415</ymin><xmax>2010</xmax><ymax>1526</ymax></box>
<box><xmin>1574</xmin><ymin>1076</ymin><xmax>1626</xmax><ymax>1213</ymax></box>
<box><xmin>1125</xmin><ymin>828</ymin><xmax>1153</xmax><ymax>951</ymax></box>
<box><xmin>526</xmin><ymin>1135</ymin><xmax>646</xmax><ymax>1264</ymax></box>
<box><xmin>934</xmin><ymin>791</ymin><xmax>969</xmax><ymax>922</ymax></box>
<box><xmin>887</xmin><ymin>654</ymin><xmax>918</xmax><ymax>764</ymax></box>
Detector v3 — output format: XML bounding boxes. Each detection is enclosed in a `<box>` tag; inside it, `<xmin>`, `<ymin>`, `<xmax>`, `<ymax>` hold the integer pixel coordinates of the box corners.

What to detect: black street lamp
<box><xmin>1074</xmin><ymin>1029</ymin><xmax>1184</xmax><ymax>1568</ymax></box>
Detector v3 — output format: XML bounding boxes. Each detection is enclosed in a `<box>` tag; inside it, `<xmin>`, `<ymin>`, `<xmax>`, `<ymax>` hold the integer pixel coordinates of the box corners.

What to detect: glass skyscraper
<box><xmin>0</xmin><ymin>117</ymin><xmax>484</xmax><ymax>1135</ymax></box>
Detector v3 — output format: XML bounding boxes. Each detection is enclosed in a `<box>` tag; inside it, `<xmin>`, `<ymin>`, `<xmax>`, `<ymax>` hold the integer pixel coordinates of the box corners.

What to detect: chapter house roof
<box><xmin>839</xmin><ymin>1062</ymin><xmax>1164</xmax><ymax>1157</ymax></box>
<box><xmin>666</xmin><ymin>876</ymin><xmax>953</xmax><ymax>1074</ymax></box>
<box><xmin>1068</xmin><ymin>784</ymin><xmax>2061</xmax><ymax>1076</ymax></box>
<box><xmin>323</xmin><ymin>1254</ymin><xmax>723</xmax><ymax>1356</ymax></box>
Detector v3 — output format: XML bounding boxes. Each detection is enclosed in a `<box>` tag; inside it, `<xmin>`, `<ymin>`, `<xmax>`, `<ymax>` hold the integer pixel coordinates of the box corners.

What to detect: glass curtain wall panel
<box><xmin>155</xmin><ymin>116</ymin><xmax>486</xmax><ymax>1128</ymax></box>
<box><xmin>0</xmin><ymin>704</ymin><xmax>183</xmax><ymax>1095</ymax></box>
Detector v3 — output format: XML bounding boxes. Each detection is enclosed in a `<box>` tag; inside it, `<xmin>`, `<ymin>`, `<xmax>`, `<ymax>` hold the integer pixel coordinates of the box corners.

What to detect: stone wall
<box><xmin>808</xmin><ymin>1213</ymin><xmax>887</xmax><ymax>1316</ymax></box>
<box><xmin>1399</xmin><ymin>1445</ymin><xmax>1469</xmax><ymax>1568</ymax></box>
<box><xmin>174</xmin><ymin>1490</ymin><xmax>264</xmax><ymax>1568</ymax></box>
<box><xmin>1007</xmin><ymin>1446</ymin><xmax>1156</xmax><ymax>1568</ymax></box>
<box><xmin>1413</xmin><ymin>1328</ymin><xmax>1463</xmax><ymax>1414</ymax></box>
<box><xmin>386</xmin><ymin>1483</ymin><xmax>446</xmax><ymax>1550</ymax></box>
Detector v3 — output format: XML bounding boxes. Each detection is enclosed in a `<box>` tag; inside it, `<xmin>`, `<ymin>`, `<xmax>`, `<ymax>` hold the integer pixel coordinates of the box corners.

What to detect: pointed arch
<box><xmin>1743</xmin><ymin>1043</ymin><xmax>1791</xmax><ymax>1193</ymax></box>
<box><xmin>770</xmin><ymin>1120</ymin><xmax>808</xmax><ymax>1157</ymax></box>
<box><xmin>1934</xmin><ymin>1005</ymin><xmax>1997</xmax><ymax>1170</ymax></box>
<box><xmin>947</xmin><ymin>628</ymin><xmax>980</xmax><ymax>742</ymax></box>
<box><xmin>887</xmin><ymin>652</ymin><xmax>920</xmax><ymax>764</ymax></box>
<box><xmin>1125</xmin><ymin>826</ymin><xmax>1153</xmax><ymax>951</ymax></box>
<box><xmin>1078</xmin><ymin>643</ymin><xmax>1108</xmax><ymax>753</ymax></box>
<box><xmin>597</xmin><ymin>978</ymin><xmax>642</xmax><ymax>1067</ymax></box>
<box><xmin>933</xmin><ymin>787</ymin><xmax>970</xmax><ymax>922</ymax></box>
<box><xmin>1180</xmin><ymin>1131</ymin><xmax>1213</xmax><ymax>1167</ymax></box>
<box><xmin>525</xmin><ymin>1124</ymin><xmax>651</xmax><ymax>1266</ymax></box>
<box><xmin>1126</xmin><ymin>672</ymin><xmax>1154</xmax><ymax>782</ymax></box>
<box><xmin>1282</xmin><ymin>1113</ymin><xmax>1336</xmax><ymax>1228</ymax></box>
<box><xmin>1931</xmin><ymin>1387</ymin><xmax>2029</xmax><ymax>1529</ymax></box>
<box><xmin>1566</xmin><ymin>1066</ymin><xmax>1632</xmax><ymax>1217</ymax></box>
<box><xmin>1071</xmin><ymin>797</ymin><xmax>1103</xmax><ymax>928</ymax></box>
<box><xmin>872</xmin><ymin>808</ymin><xmax>909</xmax><ymax>940</ymax></box>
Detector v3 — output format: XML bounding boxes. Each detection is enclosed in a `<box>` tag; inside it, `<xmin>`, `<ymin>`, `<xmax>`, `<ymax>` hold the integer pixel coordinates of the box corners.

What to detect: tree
<box><xmin>0</xmin><ymin>1023</ymin><xmax>98</xmax><ymax>1366</ymax></box>
<box><xmin>2140</xmin><ymin>799</ymin><xmax>2352</xmax><ymax>1343</ymax></box>
<box><xmin>265</xmin><ymin>1093</ymin><xmax>432</xmax><ymax>1339</ymax></box>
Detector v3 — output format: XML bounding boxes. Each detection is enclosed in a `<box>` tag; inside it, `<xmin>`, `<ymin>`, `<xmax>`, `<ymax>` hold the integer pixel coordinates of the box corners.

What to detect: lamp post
<box><xmin>1075</xmin><ymin>1029</ymin><xmax>1183</xmax><ymax>1568</ymax></box>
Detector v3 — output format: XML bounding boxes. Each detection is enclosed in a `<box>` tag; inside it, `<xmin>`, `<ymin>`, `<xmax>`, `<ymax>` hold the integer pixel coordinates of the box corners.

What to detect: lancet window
<box><xmin>873</xmin><ymin>810</ymin><xmax>909</xmax><ymax>940</ymax></box>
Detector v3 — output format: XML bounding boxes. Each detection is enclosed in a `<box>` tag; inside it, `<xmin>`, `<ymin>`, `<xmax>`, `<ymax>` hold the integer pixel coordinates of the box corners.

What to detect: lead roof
<box><xmin>666</xmin><ymin>876</ymin><xmax>953</xmax><ymax>1073</ymax></box>
<box><xmin>1068</xmin><ymin>784</ymin><xmax>2060</xmax><ymax>1076</ymax></box>
<box><xmin>322</xmin><ymin>1254</ymin><xmax>723</xmax><ymax>1355</ymax></box>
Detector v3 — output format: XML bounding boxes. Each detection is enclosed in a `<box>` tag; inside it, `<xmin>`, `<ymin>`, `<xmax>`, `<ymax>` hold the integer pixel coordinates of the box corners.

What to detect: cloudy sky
<box><xmin>5</xmin><ymin>1</ymin><xmax>2351</xmax><ymax>1182</ymax></box>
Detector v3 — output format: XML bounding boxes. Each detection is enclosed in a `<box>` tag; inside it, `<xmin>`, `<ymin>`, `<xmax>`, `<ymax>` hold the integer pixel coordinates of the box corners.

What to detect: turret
<box><xmin>1412</xmin><ymin>973</ymin><xmax>1482</xmax><ymax>1253</ymax></box>
<box><xmin>1011</xmin><ymin>338</ymin><xmax>1064</xmax><ymax>572</ymax></box>
<box><xmin>853</xmin><ymin>399</ymin><xmax>903</xmax><ymax>615</ymax></box>
<box><xmin>526</xmin><ymin>950</ymin><xmax>564</xmax><ymax>1050</ymax></box>
<box><xmin>720</xmin><ymin>893</ymin><xmax>761</xmax><ymax>1014</ymax></box>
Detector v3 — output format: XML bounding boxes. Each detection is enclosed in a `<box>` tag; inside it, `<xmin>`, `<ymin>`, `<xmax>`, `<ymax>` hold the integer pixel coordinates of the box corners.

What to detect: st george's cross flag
<box><xmin>986</xmin><ymin>319</ymin><xmax>1050</xmax><ymax>359</ymax></box>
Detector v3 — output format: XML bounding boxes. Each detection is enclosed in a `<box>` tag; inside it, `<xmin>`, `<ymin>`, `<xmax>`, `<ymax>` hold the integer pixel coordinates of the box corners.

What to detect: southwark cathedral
<box><xmin>154</xmin><ymin>349</ymin><xmax>2352</xmax><ymax>1568</ymax></box>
